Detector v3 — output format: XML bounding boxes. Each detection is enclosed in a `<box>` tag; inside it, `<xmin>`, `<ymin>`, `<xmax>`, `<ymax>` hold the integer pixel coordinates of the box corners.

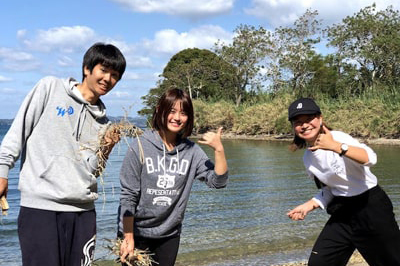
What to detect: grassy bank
<box><xmin>192</xmin><ymin>93</ymin><xmax>400</xmax><ymax>140</ymax></box>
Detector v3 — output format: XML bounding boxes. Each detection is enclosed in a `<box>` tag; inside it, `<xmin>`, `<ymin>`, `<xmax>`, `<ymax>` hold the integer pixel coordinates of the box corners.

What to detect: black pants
<box><xmin>18</xmin><ymin>207</ymin><xmax>96</xmax><ymax>266</ymax></box>
<box><xmin>118</xmin><ymin>232</ymin><xmax>180</xmax><ymax>266</ymax></box>
<box><xmin>309</xmin><ymin>186</ymin><xmax>400</xmax><ymax>266</ymax></box>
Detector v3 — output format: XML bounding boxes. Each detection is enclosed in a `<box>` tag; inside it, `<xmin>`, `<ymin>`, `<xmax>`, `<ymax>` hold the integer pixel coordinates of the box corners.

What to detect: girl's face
<box><xmin>167</xmin><ymin>100</ymin><xmax>188</xmax><ymax>135</ymax></box>
<box><xmin>292</xmin><ymin>114</ymin><xmax>322</xmax><ymax>144</ymax></box>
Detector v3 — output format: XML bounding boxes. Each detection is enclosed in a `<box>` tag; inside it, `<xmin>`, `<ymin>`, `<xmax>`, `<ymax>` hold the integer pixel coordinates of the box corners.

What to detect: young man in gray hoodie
<box><xmin>0</xmin><ymin>42</ymin><xmax>126</xmax><ymax>266</ymax></box>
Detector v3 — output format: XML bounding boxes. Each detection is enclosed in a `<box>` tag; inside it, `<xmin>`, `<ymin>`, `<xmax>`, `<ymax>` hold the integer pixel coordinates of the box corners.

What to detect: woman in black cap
<box><xmin>286</xmin><ymin>97</ymin><xmax>400</xmax><ymax>266</ymax></box>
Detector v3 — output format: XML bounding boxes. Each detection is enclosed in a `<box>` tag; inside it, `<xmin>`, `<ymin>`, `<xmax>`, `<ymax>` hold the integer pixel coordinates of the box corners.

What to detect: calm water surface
<box><xmin>1</xmin><ymin>128</ymin><xmax>399</xmax><ymax>265</ymax></box>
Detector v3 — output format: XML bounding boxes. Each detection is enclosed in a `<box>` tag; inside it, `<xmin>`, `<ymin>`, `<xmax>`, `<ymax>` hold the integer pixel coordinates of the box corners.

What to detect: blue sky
<box><xmin>1</xmin><ymin>0</ymin><xmax>398</xmax><ymax>119</ymax></box>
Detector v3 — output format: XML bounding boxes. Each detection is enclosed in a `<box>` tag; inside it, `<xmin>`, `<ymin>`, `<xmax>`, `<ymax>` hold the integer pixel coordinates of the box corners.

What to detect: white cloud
<box><xmin>17</xmin><ymin>29</ymin><xmax>27</xmax><ymax>39</ymax></box>
<box><xmin>57</xmin><ymin>55</ymin><xmax>74</xmax><ymax>67</ymax></box>
<box><xmin>0</xmin><ymin>47</ymin><xmax>34</xmax><ymax>61</ymax></box>
<box><xmin>110</xmin><ymin>0</ymin><xmax>234</xmax><ymax>18</ymax></box>
<box><xmin>0</xmin><ymin>47</ymin><xmax>39</xmax><ymax>71</ymax></box>
<box><xmin>245</xmin><ymin>0</ymin><xmax>400</xmax><ymax>27</ymax></box>
<box><xmin>103</xmin><ymin>39</ymin><xmax>133</xmax><ymax>55</ymax></box>
<box><xmin>153</xmin><ymin>72</ymin><xmax>162</xmax><ymax>79</ymax></box>
<box><xmin>111</xmin><ymin>90</ymin><xmax>132</xmax><ymax>98</ymax></box>
<box><xmin>22</xmin><ymin>26</ymin><xmax>96</xmax><ymax>52</ymax></box>
<box><xmin>0</xmin><ymin>76</ymin><xmax>12</xmax><ymax>82</ymax></box>
<box><xmin>142</xmin><ymin>25</ymin><xmax>233</xmax><ymax>54</ymax></box>
<box><xmin>125</xmin><ymin>56</ymin><xmax>153</xmax><ymax>68</ymax></box>
<box><xmin>123</xmin><ymin>72</ymin><xmax>141</xmax><ymax>80</ymax></box>
<box><xmin>0</xmin><ymin>87</ymin><xmax>17</xmax><ymax>94</ymax></box>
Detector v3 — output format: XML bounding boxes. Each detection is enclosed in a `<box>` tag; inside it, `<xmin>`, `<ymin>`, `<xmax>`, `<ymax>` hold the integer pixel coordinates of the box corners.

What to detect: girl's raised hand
<box><xmin>198</xmin><ymin>127</ymin><xmax>224</xmax><ymax>152</ymax></box>
<box><xmin>308</xmin><ymin>125</ymin><xmax>339</xmax><ymax>152</ymax></box>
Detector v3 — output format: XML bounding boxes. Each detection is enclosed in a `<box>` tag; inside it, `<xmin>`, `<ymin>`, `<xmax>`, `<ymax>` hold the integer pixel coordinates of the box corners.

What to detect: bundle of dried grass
<box><xmin>0</xmin><ymin>195</ymin><xmax>9</xmax><ymax>216</ymax></box>
<box><xmin>96</xmin><ymin>120</ymin><xmax>144</xmax><ymax>176</ymax></box>
<box><xmin>94</xmin><ymin>120</ymin><xmax>145</xmax><ymax>210</ymax></box>
<box><xmin>105</xmin><ymin>238</ymin><xmax>157</xmax><ymax>266</ymax></box>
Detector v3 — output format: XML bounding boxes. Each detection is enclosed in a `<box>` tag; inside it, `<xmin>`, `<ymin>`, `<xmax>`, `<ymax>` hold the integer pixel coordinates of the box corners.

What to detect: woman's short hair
<box><xmin>152</xmin><ymin>88</ymin><xmax>194</xmax><ymax>138</ymax></box>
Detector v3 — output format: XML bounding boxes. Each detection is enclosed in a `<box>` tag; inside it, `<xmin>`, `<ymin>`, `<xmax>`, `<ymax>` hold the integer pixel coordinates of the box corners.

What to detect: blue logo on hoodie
<box><xmin>56</xmin><ymin>106</ymin><xmax>74</xmax><ymax>117</ymax></box>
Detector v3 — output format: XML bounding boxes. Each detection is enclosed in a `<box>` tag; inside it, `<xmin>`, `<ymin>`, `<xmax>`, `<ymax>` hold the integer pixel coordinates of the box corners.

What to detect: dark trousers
<box><xmin>118</xmin><ymin>232</ymin><xmax>180</xmax><ymax>266</ymax></box>
<box><xmin>309</xmin><ymin>186</ymin><xmax>400</xmax><ymax>266</ymax></box>
<box><xmin>18</xmin><ymin>207</ymin><xmax>96</xmax><ymax>266</ymax></box>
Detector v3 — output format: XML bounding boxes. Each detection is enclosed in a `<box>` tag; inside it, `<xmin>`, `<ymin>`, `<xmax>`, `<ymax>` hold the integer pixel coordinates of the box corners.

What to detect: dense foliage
<box><xmin>138</xmin><ymin>4</ymin><xmax>400</xmax><ymax>138</ymax></box>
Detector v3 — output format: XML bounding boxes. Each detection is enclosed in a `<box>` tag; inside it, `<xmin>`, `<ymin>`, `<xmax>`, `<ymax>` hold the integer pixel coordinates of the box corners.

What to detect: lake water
<box><xmin>1</xmin><ymin>125</ymin><xmax>399</xmax><ymax>266</ymax></box>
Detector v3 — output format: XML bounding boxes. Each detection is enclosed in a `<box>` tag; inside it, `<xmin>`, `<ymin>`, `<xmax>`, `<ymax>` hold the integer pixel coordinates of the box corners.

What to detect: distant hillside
<box><xmin>0</xmin><ymin>119</ymin><xmax>13</xmax><ymax>126</ymax></box>
<box><xmin>0</xmin><ymin>117</ymin><xmax>148</xmax><ymax>128</ymax></box>
<box><xmin>108</xmin><ymin>116</ymin><xmax>148</xmax><ymax>129</ymax></box>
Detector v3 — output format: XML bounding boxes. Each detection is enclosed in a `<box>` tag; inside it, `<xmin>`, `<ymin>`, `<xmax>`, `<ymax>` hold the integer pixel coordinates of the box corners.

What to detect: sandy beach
<box><xmin>272</xmin><ymin>251</ymin><xmax>367</xmax><ymax>266</ymax></box>
<box><xmin>96</xmin><ymin>251</ymin><xmax>369</xmax><ymax>266</ymax></box>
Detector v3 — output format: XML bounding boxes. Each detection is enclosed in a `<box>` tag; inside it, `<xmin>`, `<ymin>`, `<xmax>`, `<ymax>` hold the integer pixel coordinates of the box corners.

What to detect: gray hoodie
<box><xmin>119</xmin><ymin>130</ymin><xmax>228</xmax><ymax>238</ymax></box>
<box><xmin>0</xmin><ymin>76</ymin><xmax>110</xmax><ymax>211</ymax></box>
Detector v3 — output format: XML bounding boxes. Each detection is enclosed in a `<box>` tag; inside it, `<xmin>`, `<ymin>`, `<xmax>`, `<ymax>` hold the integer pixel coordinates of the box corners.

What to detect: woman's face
<box><xmin>167</xmin><ymin>100</ymin><xmax>188</xmax><ymax>135</ymax></box>
<box><xmin>292</xmin><ymin>114</ymin><xmax>322</xmax><ymax>144</ymax></box>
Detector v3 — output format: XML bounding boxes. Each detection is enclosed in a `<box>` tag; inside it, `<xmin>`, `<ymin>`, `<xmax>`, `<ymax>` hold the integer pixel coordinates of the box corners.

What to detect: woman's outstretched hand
<box><xmin>198</xmin><ymin>127</ymin><xmax>224</xmax><ymax>152</ymax></box>
<box><xmin>287</xmin><ymin>199</ymin><xmax>319</xmax><ymax>221</ymax></box>
<box><xmin>198</xmin><ymin>127</ymin><xmax>227</xmax><ymax>175</ymax></box>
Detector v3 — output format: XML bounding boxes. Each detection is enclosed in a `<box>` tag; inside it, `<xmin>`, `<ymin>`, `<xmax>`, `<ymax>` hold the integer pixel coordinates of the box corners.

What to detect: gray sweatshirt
<box><xmin>0</xmin><ymin>76</ymin><xmax>110</xmax><ymax>211</ymax></box>
<box><xmin>119</xmin><ymin>130</ymin><xmax>228</xmax><ymax>238</ymax></box>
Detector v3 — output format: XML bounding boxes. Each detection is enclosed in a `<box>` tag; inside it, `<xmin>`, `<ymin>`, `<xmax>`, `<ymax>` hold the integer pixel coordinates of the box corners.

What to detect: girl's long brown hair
<box><xmin>151</xmin><ymin>88</ymin><xmax>194</xmax><ymax>139</ymax></box>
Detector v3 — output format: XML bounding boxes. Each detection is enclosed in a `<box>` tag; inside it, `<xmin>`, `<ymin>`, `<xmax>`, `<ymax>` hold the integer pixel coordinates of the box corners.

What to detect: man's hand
<box><xmin>0</xmin><ymin>178</ymin><xmax>8</xmax><ymax>198</ymax></box>
<box><xmin>101</xmin><ymin>125</ymin><xmax>121</xmax><ymax>159</ymax></box>
<box><xmin>0</xmin><ymin>178</ymin><xmax>9</xmax><ymax>215</ymax></box>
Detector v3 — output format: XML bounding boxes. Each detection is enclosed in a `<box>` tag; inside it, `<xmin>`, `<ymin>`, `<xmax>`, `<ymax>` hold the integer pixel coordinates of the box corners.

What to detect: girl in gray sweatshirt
<box><xmin>119</xmin><ymin>88</ymin><xmax>228</xmax><ymax>266</ymax></box>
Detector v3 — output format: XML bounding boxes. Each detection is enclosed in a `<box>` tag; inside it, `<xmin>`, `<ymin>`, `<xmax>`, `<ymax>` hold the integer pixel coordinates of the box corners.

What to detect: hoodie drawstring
<box><xmin>72</xmin><ymin>103</ymin><xmax>87</xmax><ymax>141</ymax></box>
<box><xmin>136</xmin><ymin>137</ymin><xmax>145</xmax><ymax>165</ymax></box>
<box><xmin>162</xmin><ymin>142</ymin><xmax>180</xmax><ymax>176</ymax></box>
<box><xmin>163</xmin><ymin>144</ymin><xmax>166</xmax><ymax>177</ymax></box>
<box><xmin>176</xmin><ymin>147</ymin><xmax>180</xmax><ymax>173</ymax></box>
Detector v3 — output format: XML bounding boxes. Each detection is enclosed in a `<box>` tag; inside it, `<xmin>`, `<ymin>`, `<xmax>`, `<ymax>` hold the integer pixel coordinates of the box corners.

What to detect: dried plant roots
<box><xmin>105</xmin><ymin>238</ymin><xmax>157</xmax><ymax>266</ymax></box>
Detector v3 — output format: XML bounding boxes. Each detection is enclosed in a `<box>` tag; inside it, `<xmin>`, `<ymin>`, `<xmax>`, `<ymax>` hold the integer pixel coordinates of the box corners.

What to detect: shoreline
<box><xmin>96</xmin><ymin>251</ymin><xmax>368</xmax><ymax>266</ymax></box>
<box><xmin>272</xmin><ymin>251</ymin><xmax>367</xmax><ymax>266</ymax></box>
<box><xmin>216</xmin><ymin>133</ymin><xmax>400</xmax><ymax>146</ymax></box>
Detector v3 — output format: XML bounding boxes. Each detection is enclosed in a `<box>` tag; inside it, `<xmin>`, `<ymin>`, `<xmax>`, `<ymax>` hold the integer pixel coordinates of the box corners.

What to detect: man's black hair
<box><xmin>82</xmin><ymin>42</ymin><xmax>126</xmax><ymax>81</ymax></box>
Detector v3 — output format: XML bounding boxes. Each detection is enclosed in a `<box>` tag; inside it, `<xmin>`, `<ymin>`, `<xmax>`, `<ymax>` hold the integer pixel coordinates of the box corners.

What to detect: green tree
<box><xmin>326</xmin><ymin>4</ymin><xmax>400</xmax><ymax>89</ymax></box>
<box><xmin>271</xmin><ymin>9</ymin><xmax>322</xmax><ymax>92</ymax></box>
<box><xmin>301</xmin><ymin>54</ymin><xmax>339</xmax><ymax>97</ymax></box>
<box><xmin>138</xmin><ymin>81</ymin><xmax>164</xmax><ymax>117</ymax></box>
<box><xmin>138</xmin><ymin>48</ymin><xmax>236</xmax><ymax>117</ymax></box>
<box><xmin>161</xmin><ymin>48</ymin><xmax>236</xmax><ymax>101</ymax></box>
<box><xmin>214</xmin><ymin>24</ymin><xmax>272</xmax><ymax>106</ymax></box>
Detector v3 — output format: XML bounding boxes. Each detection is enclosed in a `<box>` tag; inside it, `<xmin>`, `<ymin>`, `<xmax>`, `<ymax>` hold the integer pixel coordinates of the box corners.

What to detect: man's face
<box><xmin>84</xmin><ymin>63</ymin><xmax>120</xmax><ymax>98</ymax></box>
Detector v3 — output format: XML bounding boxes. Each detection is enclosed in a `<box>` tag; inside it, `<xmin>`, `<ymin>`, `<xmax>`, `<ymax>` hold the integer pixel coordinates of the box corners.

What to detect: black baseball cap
<box><xmin>288</xmin><ymin>98</ymin><xmax>321</xmax><ymax>121</ymax></box>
